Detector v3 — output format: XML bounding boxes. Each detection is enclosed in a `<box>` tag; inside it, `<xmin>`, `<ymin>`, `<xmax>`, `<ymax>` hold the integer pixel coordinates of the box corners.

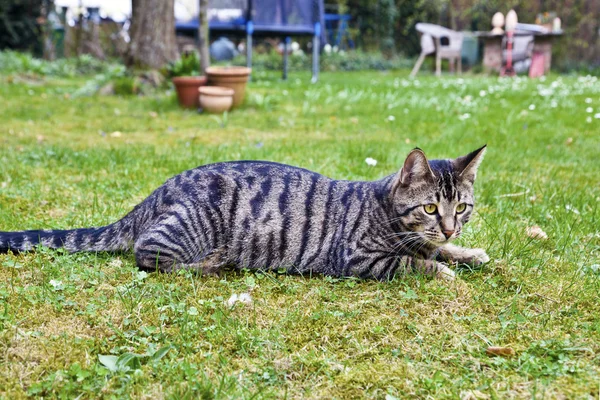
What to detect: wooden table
<box><xmin>474</xmin><ymin>31</ymin><xmax>562</xmax><ymax>75</ymax></box>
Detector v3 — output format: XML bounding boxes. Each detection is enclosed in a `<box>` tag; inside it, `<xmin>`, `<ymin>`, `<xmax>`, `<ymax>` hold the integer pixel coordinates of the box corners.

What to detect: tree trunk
<box><xmin>127</xmin><ymin>0</ymin><xmax>178</xmax><ymax>69</ymax></box>
<box><xmin>41</xmin><ymin>0</ymin><xmax>56</xmax><ymax>60</ymax></box>
<box><xmin>198</xmin><ymin>0</ymin><xmax>210</xmax><ymax>74</ymax></box>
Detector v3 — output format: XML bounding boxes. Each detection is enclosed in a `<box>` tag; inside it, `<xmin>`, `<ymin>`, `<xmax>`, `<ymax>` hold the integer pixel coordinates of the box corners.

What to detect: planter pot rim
<box><xmin>199</xmin><ymin>86</ymin><xmax>235</xmax><ymax>96</ymax></box>
<box><xmin>205</xmin><ymin>66</ymin><xmax>252</xmax><ymax>76</ymax></box>
<box><xmin>172</xmin><ymin>76</ymin><xmax>207</xmax><ymax>85</ymax></box>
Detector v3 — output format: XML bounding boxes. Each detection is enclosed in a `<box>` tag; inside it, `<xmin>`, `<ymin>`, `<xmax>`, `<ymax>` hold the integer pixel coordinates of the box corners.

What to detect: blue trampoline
<box><xmin>176</xmin><ymin>0</ymin><xmax>326</xmax><ymax>82</ymax></box>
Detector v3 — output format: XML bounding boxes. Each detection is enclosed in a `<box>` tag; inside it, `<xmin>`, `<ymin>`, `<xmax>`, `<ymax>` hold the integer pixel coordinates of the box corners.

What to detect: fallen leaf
<box><xmin>526</xmin><ymin>225</ymin><xmax>548</xmax><ymax>240</ymax></box>
<box><xmin>110</xmin><ymin>131</ymin><xmax>122</xmax><ymax>138</ymax></box>
<box><xmin>565</xmin><ymin>137</ymin><xmax>573</xmax><ymax>145</ymax></box>
<box><xmin>486</xmin><ymin>346</ymin><xmax>515</xmax><ymax>357</ymax></box>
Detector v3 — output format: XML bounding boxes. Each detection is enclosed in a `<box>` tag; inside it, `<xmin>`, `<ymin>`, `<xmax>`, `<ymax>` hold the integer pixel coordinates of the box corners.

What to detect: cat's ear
<box><xmin>394</xmin><ymin>148</ymin><xmax>435</xmax><ymax>189</ymax></box>
<box><xmin>454</xmin><ymin>145</ymin><xmax>487</xmax><ymax>183</ymax></box>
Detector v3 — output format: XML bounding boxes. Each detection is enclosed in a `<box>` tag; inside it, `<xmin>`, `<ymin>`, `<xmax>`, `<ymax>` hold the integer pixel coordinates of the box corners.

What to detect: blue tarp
<box><xmin>176</xmin><ymin>0</ymin><xmax>326</xmax><ymax>42</ymax></box>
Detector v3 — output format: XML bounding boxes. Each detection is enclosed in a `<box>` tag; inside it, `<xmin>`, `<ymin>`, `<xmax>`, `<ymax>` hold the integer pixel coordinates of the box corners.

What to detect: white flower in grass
<box><xmin>529</xmin><ymin>104</ymin><xmax>536</xmax><ymax>111</ymax></box>
<box><xmin>458</xmin><ymin>113</ymin><xmax>471</xmax><ymax>121</ymax></box>
<box><xmin>479</xmin><ymin>90</ymin><xmax>487</xmax><ymax>97</ymax></box>
<box><xmin>49</xmin><ymin>280</ymin><xmax>64</xmax><ymax>290</ymax></box>
<box><xmin>566</xmin><ymin>205</ymin><xmax>580</xmax><ymax>215</ymax></box>
<box><xmin>594</xmin><ymin>113</ymin><xmax>600</xmax><ymax>119</ymax></box>
<box><xmin>226</xmin><ymin>292</ymin><xmax>253</xmax><ymax>307</ymax></box>
<box><xmin>586</xmin><ymin>107</ymin><xmax>593</xmax><ymax>113</ymax></box>
<box><xmin>587</xmin><ymin>116</ymin><xmax>593</xmax><ymax>123</ymax></box>
<box><xmin>387</xmin><ymin>115</ymin><xmax>395</xmax><ymax>122</ymax></box>
<box><xmin>365</xmin><ymin>157</ymin><xmax>378</xmax><ymax>166</ymax></box>
<box><xmin>238</xmin><ymin>293</ymin><xmax>252</xmax><ymax>304</ymax></box>
<box><xmin>550</xmin><ymin>100</ymin><xmax>558</xmax><ymax>108</ymax></box>
<box><xmin>585</xmin><ymin>97</ymin><xmax>592</xmax><ymax>103</ymax></box>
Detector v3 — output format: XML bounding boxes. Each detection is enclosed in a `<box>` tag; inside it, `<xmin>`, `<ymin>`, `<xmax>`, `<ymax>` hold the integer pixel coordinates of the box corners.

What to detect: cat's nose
<box><xmin>442</xmin><ymin>230</ymin><xmax>455</xmax><ymax>239</ymax></box>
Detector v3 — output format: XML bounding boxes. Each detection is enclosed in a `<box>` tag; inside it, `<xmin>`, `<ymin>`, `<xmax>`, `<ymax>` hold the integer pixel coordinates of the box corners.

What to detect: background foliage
<box><xmin>0</xmin><ymin>0</ymin><xmax>42</xmax><ymax>51</ymax></box>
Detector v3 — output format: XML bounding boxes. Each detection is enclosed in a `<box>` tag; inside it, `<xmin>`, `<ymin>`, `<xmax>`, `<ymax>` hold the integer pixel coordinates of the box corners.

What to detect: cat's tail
<box><xmin>0</xmin><ymin>214</ymin><xmax>137</xmax><ymax>254</ymax></box>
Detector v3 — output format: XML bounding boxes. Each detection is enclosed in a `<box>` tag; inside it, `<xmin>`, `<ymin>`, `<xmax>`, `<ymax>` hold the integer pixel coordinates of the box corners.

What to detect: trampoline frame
<box><xmin>177</xmin><ymin>0</ymin><xmax>324</xmax><ymax>82</ymax></box>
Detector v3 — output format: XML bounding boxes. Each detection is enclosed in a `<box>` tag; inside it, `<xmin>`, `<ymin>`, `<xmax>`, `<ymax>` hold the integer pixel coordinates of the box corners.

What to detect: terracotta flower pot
<box><xmin>199</xmin><ymin>86</ymin><xmax>234</xmax><ymax>113</ymax></box>
<box><xmin>172</xmin><ymin>76</ymin><xmax>207</xmax><ymax>108</ymax></box>
<box><xmin>206</xmin><ymin>66</ymin><xmax>251</xmax><ymax>107</ymax></box>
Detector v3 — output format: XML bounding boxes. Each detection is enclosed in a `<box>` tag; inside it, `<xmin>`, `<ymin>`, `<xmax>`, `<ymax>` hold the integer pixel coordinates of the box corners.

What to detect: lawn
<box><xmin>1</xmin><ymin>68</ymin><xmax>599</xmax><ymax>399</ymax></box>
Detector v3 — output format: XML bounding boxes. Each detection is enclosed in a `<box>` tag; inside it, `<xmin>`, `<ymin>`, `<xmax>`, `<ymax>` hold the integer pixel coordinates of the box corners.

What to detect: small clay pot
<box><xmin>199</xmin><ymin>86</ymin><xmax>234</xmax><ymax>113</ymax></box>
<box><xmin>206</xmin><ymin>66</ymin><xmax>251</xmax><ymax>107</ymax></box>
<box><xmin>172</xmin><ymin>76</ymin><xmax>207</xmax><ymax>108</ymax></box>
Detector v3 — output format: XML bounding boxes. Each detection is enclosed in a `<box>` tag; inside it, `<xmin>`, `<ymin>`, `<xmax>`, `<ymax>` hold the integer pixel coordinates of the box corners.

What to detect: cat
<box><xmin>0</xmin><ymin>146</ymin><xmax>489</xmax><ymax>281</ymax></box>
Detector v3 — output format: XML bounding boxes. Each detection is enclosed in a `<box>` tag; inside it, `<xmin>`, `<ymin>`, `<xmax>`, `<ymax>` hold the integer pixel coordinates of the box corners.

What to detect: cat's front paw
<box><xmin>465</xmin><ymin>248</ymin><xmax>490</xmax><ymax>266</ymax></box>
<box><xmin>436</xmin><ymin>264</ymin><xmax>456</xmax><ymax>281</ymax></box>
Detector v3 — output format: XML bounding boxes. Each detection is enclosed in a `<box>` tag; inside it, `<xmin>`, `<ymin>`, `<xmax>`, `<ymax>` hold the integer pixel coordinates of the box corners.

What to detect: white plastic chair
<box><xmin>410</xmin><ymin>23</ymin><xmax>464</xmax><ymax>77</ymax></box>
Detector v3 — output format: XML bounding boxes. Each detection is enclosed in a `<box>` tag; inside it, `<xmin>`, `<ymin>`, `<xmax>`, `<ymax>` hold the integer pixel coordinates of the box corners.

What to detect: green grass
<box><xmin>1</xmin><ymin>68</ymin><xmax>599</xmax><ymax>399</ymax></box>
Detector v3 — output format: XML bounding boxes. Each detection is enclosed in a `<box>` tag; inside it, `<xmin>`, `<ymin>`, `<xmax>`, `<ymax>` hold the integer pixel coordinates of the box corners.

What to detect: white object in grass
<box><xmin>226</xmin><ymin>293</ymin><xmax>253</xmax><ymax>307</ymax></box>
<box><xmin>526</xmin><ymin>225</ymin><xmax>548</xmax><ymax>240</ymax></box>
<box><xmin>365</xmin><ymin>157</ymin><xmax>378</xmax><ymax>166</ymax></box>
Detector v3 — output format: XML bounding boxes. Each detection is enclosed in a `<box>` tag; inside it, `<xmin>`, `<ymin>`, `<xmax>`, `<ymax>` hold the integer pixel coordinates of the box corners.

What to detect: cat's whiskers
<box><xmin>385</xmin><ymin>233</ymin><xmax>425</xmax><ymax>257</ymax></box>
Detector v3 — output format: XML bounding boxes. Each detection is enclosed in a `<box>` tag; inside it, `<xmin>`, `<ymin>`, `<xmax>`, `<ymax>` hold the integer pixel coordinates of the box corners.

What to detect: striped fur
<box><xmin>0</xmin><ymin>146</ymin><xmax>488</xmax><ymax>280</ymax></box>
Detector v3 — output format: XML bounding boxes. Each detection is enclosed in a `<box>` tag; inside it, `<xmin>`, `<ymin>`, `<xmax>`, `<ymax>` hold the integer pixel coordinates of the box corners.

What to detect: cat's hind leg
<box><xmin>436</xmin><ymin>243</ymin><xmax>489</xmax><ymax>266</ymax></box>
<box><xmin>133</xmin><ymin>218</ymin><xmax>224</xmax><ymax>275</ymax></box>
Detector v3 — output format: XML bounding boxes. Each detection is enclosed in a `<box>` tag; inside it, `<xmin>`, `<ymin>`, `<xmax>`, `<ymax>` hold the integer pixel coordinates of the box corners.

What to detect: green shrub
<box><xmin>112</xmin><ymin>76</ymin><xmax>138</xmax><ymax>96</ymax></box>
<box><xmin>0</xmin><ymin>50</ymin><xmax>119</xmax><ymax>77</ymax></box>
<box><xmin>226</xmin><ymin>50</ymin><xmax>415</xmax><ymax>72</ymax></box>
<box><xmin>165</xmin><ymin>52</ymin><xmax>201</xmax><ymax>77</ymax></box>
<box><xmin>0</xmin><ymin>0</ymin><xmax>42</xmax><ymax>51</ymax></box>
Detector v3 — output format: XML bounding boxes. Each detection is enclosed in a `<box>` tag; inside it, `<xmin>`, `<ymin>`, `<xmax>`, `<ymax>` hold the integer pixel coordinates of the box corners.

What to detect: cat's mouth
<box><xmin>422</xmin><ymin>233</ymin><xmax>455</xmax><ymax>246</ymax></box>
<box><xmin>422</xmin><ymin>229</ymin><xmax>461</xmax><ymax>246</ymax></box>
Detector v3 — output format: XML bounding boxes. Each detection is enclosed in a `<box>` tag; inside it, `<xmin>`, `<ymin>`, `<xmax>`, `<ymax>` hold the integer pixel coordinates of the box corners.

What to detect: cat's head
<box><xmin>390</xmin><ymin>146</ymin><xmax>486</xmax><ymax>246</ymax></box>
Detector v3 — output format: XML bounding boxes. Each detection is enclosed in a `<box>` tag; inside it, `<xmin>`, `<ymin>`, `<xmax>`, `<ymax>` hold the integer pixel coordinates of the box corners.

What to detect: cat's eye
<box><xmin>423</xmin><ymin>204</ymin><xmax>437</xmax><ymax>214</ymax></box>
<box><xmin>456</xmin><ymin>203</ymin><xmax>467</xmax><ymax>213</ymax></box>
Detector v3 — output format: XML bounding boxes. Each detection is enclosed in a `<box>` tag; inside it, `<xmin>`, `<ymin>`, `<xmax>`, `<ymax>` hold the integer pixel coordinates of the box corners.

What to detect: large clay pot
<box><xmin>205</xmin><ymin>66</ymin><xmax>251</xmax><ymax>107</ymax></box>
<box><xmin>172</xmin><ymin>76</ymin><xmax>207</xmax><ymax>108</ymax></box>
<box><xmin>199</xmin><ymin>86</ymin><xmax>234</xmax><ymax>113</ymax></box>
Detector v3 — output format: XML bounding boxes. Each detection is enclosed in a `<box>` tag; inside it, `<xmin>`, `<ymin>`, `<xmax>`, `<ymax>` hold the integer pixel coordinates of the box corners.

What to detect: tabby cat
<box><xmin>0</xmin><ymin>146</ymin><xmax>489</xmax><ymax>281</ymax></box>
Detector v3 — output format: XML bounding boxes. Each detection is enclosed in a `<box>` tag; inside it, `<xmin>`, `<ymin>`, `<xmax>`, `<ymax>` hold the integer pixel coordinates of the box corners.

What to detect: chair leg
<box><xmin>449</xmin><ymin>58</ymin><xmax>455</xmax><ymax>73</ymax></box>
<box><xmin>435</xmin><ymin>53</ymin><xmax>441</xmax><ymax>77</ymax></box>
<box><xmin>457</xmin><ymin>56</ymin><xmax>462</xmax><ymax>74</ymax></box>
<box><xmin>410</xmin><ymin>52</ymin><xmax>426</xmax><ymax>78</ymax></box>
